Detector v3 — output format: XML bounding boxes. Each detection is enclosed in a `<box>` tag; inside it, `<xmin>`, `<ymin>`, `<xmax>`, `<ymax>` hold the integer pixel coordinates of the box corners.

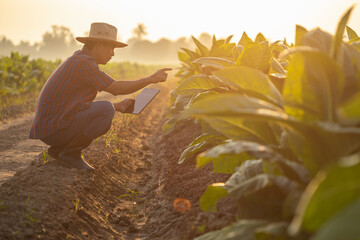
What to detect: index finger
<box><xmin>161</xmin><ymin>68</ymin><xmax>173</xmax><ymax>72</ymax></box>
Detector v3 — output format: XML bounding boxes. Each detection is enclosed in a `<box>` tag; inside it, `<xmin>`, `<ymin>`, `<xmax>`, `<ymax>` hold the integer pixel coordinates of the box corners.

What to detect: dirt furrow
<box><xmin>0</xmin><ymin>84</ymin><xmax>237</xmax><ymax>240</ymax></box>
<box><xmin>0</xmin><ymin>86</ymin><xmax>171</xmax><ymax>239</ymax></box>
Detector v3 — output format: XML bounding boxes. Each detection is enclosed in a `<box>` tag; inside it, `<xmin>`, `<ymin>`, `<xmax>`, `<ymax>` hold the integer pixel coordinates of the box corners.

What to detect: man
<box><xmin>29</xmin><ymin>22</ymin><xmax>171</xmax><ymax>171</ymax></box>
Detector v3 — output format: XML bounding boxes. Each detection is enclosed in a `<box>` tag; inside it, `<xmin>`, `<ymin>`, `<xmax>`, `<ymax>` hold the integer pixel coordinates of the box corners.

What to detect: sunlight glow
<box><xmin>0</xmin><ymin>0</ymin><xmax>359</xmax><ymax>44</ymax></box>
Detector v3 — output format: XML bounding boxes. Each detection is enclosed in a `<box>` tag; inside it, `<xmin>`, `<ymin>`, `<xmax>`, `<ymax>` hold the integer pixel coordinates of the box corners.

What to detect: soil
<box><xmin>0</xmin><ymin>85</ymin><xmax>238</xmax><ymax>240</ymax></box>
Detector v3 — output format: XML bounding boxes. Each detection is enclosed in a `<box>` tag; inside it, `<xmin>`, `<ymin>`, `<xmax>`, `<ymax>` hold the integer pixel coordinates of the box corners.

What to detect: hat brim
<box><xmin>76</xmin><ymin>37</ymin><xmax>128</xmax><ymax>48</ymax></box>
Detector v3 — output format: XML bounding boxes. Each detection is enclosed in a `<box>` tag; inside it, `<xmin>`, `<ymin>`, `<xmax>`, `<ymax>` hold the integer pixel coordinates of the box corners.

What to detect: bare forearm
<box><xmin>105</xmin><ymin>77</ymin><xmax>152</xmax><ymax>95</ymax></box>
<box><xmin>104</xmin><ymin>67</ymin><xmax>172</xmax><ymax>95</ymax></box>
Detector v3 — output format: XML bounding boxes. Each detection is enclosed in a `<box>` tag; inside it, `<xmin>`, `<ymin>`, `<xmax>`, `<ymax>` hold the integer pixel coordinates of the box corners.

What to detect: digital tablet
<box><xmin>132</xmin><ymin>88</ymin><xmax>160</xmax><ymax>115</ymax></box>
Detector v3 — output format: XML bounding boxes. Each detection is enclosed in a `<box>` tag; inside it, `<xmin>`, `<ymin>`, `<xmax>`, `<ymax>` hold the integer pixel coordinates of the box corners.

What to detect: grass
<box><xmin>72</xmin><ymin>194</ymin><xmax>82</xmax><ymax>213</ymax></box>
<box><xmin>117</xmin><ymin>188</ymin><xmax>143</xmax><ymax>202</ymax></box>
<box><xmin>0</xmin><ymin>200</ymin><xmax>7</xmax><ymax>210</ymax></box>
<box><xmin>36</xmin><ymin>147</ymin><xmax>49</xmax><ymax>165</ymax></box>
<box><xmin>24</xmin><ymin>209</ymin><xmax>37</xmax><ymax>223</ymax></box>
<box><xmin>0</xmin><ymin>93</ymin><xmax>38</xmax><ymax>121</ymax></box>
<box><xmin>22</xmin><ymin>194</ymin><xmax>38</xmax><ymax>224</ymax></box>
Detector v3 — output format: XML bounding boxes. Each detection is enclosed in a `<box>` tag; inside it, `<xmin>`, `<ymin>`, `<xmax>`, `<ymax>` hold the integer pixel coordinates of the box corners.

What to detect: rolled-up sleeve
<box><xmin>78</xmin><ymin>58</ymin><xmax>114</xmax><ymax>91</ymax></box>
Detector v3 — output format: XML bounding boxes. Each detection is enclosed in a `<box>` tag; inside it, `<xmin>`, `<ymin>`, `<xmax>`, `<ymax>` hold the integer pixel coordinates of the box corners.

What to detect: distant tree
<box><xmin>17</xmin><ymin>40</ymin><xmax>38</xmax><ymax>56</ymax></box>
<box><xmin>37</xmin><ymin>25</ymin><xmax>80</xmax><ymax>60</ymax></box>
<box><xmin>0</xmin><ymin>36</ymin><xmax>16</xmax><ymax>56</ymax></box>
<box><xmin>132</xmin><ymin>23</ymin><xmax>148</xmax><ymax>40</ymax></box>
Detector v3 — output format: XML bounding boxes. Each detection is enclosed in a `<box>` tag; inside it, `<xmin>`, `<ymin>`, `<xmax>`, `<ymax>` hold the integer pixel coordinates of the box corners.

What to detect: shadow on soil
<box><xmin>0</xmin><ymin>87</ymin><xmax>238</xmax><ymax>240</ymax></box>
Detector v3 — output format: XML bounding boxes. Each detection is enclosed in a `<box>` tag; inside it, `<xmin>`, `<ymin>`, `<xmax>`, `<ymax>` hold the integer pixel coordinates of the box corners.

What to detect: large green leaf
<box><xmin>180</xmin><ymin>47</ymin><xmax>201</xmax><ymax>60</ymax></box>
<box><xmin>299</xmin><ymin>27</ymin><xmax>358</xmax><ymax>96</ymax></box>
<box><xmin>192</xmin><ymin>36</ymin><xmax>210</xmax><ymax>57</ymax></box>
<box><xmin>269</xmin><ymin>58</ymin><xmax>287</xmax><ymax>92</ymax></box>
<box><xmin>169</xmin><ymin>94</ymin><xmax>193</xmax><ymax>113</ymax></box>
<box><xmin>254</xmin><ymin>222</ymin><xmax>290</xmax><ymax>240</ymax></box>
<box><xmin>345</xmin><ymin>44</ymin><xmax>360</xmax><ymax>85</ymax></box>
<box><xmin>172</xmin><ymin>74</ymin><xmax>226</xmax><ymax>96</ymax></box>
<box><xmin>196</xmin><ymin>140</ymin><xmax>253</xmax><ymax>173</ymax></box>
<box><xmin>225</xmin><ymin>35</ymin><xmax>233</xmax><ymax>44</ymax></box>
<box><xmin>228</xmin><ymin>173</ymin><xmax>298</xmax><ymax>218</ymax></box>
<box><xmin>195</xmin><ymin>220</ymin><xmax>268</xmax><ymax>240</ymax></box>
<box><xmin>208</xmin><ymin>35</ymin><xmax>236</xmax><ymax>59</ymax></box>
<box><xmin>178</xmin><ymin>133</ymin><xmax>227</xmax><ymax>164</ymax></box>
<box><xmin>236</xmin><ymin>41</ymin><xmax>273</xmax><ymax>73</ymax></box>
<box><xmin>270</xmin><ymin>41</ymin><xmax>288</xmax><ymax>59</ymax></box>
<box><xmin>310</xmin><ymin>197</ymin><xmax>360</xmax><ymax>240</ymax></box>
<box><xmin>183</xmin><ymin>94</ymin><xmax>282</xmax><ymax>150</ymax></box>
<box><xmin>179</xmin><ymin>94</ymin><xmax>293</xmax><ymax>127</ymax></box>
<box><xmin>213</xmin><ymin>66</ymin><xmax>283</xmax><ymax>107</ymax></box>
<box><xmin>331</xmin><ymin>6</ymin><xmax>354</xmax><ymax>60</ymax></box>
<box><xmin>238</xmin><ymin>32</ymin><xmax>253</xmax><ymax>46</ymax></box>
<box><xmin>338</xmin><ymin>92</ymin><xmax>360</xmax><ymax>124</ymax></box>
<box><xmin>203</xmin><ymin>142</ymin><xmax>310</xmax><ymax>184</ymax></box>
<box><xmin>184</xmin><ymin>90</ymin><xmax>226</xmax><ymax>110</ymax></box>
<box><xmin>210</xmin><ymin>42</ymin><xmax>236</xmax><ymax>59</ymax></box>
<box><xmin>301</xmin><ymin>29</ymin><xmax>332</xmax><ymax>54</ymax></box>
<box><xmin>269</xmin><ymin>57</ymin><xmax>286</xmax><ymax>75</ymax></box>
<box><xmin>290</xmin><ymin>157</ymin><xmax>360</xmax><ymax>233</ymax></box>
<box><xmin>295</xmin><ymin>25</ymin><xmax>308</xmax><ymax>46</ymax></box>
<box><xmin>346</xmin><ymin>26</ymin><xmax>358</xmax><ymax>41</ymax></box>
<box><xmin>193</xmin><ymin>57</ymin><xmax>236</xmax><ymax>70</ymax></box>
<box><xmin>197</xmin><ymin>141</ymin><xmax>282</xmax><ymax>169</ymax></box>
<box><xmin>283</xmin><ymin>49</ymin><xmax>345</xmax><ymax>122</ymax></box>
<box><xmin>200</xmin><ymin>183</ymin><xmax>228</xmax><ymax>212</ymax></box>
<box><xmin>178</xmin><ymin>50</ymin><xmax>191</xmax><ymax>64</ymax></box>
<box><xmin>180</xmin><ymin>94</ymin><xmax>360</xmax><ymax>173</ymax></box>
<box><xmin>197</xmin><ymin>116</ymin><xmax>278</xmax><ymax>148</ymax></box>
<box><xmin>255</xmin><ymin>33</ymin><xmax>266</xmax><ymax>43</ymax></box>
<box><xmin>225</xmin><ymin>160</ymin><xmax>265</xmax><ymax>192</ymax></box>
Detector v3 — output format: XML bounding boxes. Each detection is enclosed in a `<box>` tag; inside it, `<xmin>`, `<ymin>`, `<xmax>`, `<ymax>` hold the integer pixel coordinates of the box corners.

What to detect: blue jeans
<box><xmin>41</xmin><ymin>100</ymin><xmax>115</xmax><ymax>146</ymax></box>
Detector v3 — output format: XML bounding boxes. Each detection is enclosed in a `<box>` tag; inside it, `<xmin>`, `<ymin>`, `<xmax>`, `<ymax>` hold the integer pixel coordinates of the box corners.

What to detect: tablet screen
<box><xmin>132</xmin><ymin>88</ymin><xmax>160</xmax><ymax>114</ymax></box>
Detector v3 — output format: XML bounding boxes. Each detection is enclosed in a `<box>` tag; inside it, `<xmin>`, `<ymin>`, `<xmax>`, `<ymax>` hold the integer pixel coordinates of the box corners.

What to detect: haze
<box><xmin>0</xmin><ymin>0</ymin><xmax>359</xmax><ymax>63</ymax></box>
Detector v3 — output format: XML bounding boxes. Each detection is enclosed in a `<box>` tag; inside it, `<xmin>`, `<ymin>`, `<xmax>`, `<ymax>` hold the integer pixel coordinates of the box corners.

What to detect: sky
<box><xmin>1</xmin><ymin>0</ymin><xmax>360</xmax><ymax>45</ymax></box>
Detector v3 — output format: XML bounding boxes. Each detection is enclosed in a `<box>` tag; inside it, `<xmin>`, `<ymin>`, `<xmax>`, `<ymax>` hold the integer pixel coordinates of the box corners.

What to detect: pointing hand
<box><xmin>148</xmin><ymin>68</ymin><xmax>172</xmax><ymax>83</ymax></box>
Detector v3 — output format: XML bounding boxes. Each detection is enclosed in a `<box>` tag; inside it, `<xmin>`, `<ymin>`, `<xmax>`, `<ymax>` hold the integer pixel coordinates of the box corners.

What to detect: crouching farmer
<box><xmin>29</xmin><ymin>22</ymin><xmax>171</xmax><ymax>171</ymax></box>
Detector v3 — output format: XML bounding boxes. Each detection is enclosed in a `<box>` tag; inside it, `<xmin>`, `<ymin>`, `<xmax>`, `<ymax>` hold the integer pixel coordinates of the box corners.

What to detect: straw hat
<box><xmin>76</xmin><ymin>22</ymin><xmax>127</xmax><ymax>48</ymax></box>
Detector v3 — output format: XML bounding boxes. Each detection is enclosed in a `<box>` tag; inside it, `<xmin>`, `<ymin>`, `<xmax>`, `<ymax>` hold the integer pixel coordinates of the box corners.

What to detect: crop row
<box><xmin>165</xmin><ymin>6</ymin><xmax>360</xmax><ymax>240</ymax></box>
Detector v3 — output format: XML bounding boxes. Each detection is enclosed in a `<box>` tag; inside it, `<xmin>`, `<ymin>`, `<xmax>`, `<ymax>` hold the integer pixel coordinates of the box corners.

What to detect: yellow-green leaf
<box><xmin>200</xmin><ymin>183</ymin><xmax>228</xmax><ymax>212</ymax></box>
<box><xmin>346</xmin><ymin>25</ymin><xmax>358</xmax><ymax>41</ymax></box>
<box><xmin>236</xmin><ymin>41</ymin><xmax>272</xmax><ymax>73</ymax></box>
<box><xmin>255</xmin><ymin>32</ymin><xmax>266</xmax><ymax>43</ymax></box>
<box><xmin>295</xmin><ymin>25</ymin><xmax>308</xmax><ymax>46</ymax></box>
<box><xmin>213</xmin><ymin>66</ymin><xmax>283</xmax><ymax>107</ymax></box>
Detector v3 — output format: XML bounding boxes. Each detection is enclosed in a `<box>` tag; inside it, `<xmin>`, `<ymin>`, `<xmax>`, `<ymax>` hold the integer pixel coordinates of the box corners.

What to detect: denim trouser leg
<box><xmin>41</xmin><ymin>100</ymin><xmax>115</xmax><ymax>146</ymax></box>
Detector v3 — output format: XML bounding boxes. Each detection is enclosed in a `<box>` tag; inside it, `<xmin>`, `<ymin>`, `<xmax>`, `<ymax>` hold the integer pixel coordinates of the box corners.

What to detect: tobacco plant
<box><xmin>165</xmin><ymin>5</ymin><xmax>360</xmax><ymax>240</ymax></box>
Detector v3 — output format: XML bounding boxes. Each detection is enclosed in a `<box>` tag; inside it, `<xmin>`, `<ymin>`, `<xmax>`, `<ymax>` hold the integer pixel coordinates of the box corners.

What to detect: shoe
<box><xmin>58</xmin><ymin>134</ymin><xmax>95</xmax><ymax>171</ymax></box>
<box><xmin>59</xmin><ymin>153</ymin><xmax>95</xmax><ymax>171</ymax></box>
<box><xmin>47</xmin><ymin>145</ymin><xmax>65</xmax><ymax>159</ymax></box>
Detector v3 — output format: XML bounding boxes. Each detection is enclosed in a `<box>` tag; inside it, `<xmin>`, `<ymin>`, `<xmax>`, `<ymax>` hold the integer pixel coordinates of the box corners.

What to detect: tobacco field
<box><xmin>164</xmin><ymin>6</ymin><xmax>360</xmax><ymax>240</ymax></box>
<box><xmin>0</xmin><ymin>5</ymin><xmax>360</xmax><ymax>240</ymax></box>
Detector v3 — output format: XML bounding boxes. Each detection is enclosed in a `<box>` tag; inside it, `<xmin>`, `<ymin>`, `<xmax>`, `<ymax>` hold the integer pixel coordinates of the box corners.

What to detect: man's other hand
<box><xmin>113</xmin><ymin>99</ymin><xmax>135</xmax><ymax>113</ymax></box>
<box><xmin>148</xmin><ymin>68</ymin><xmax>172</xmax><ymax>83</ymax></box>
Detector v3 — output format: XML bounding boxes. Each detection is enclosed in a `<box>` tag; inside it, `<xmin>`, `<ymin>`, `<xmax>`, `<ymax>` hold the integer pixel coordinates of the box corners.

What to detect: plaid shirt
<box><xmin>29</xmin><ymin>47</ymin><xmax>114</xmax><ymax>139</ymax></box>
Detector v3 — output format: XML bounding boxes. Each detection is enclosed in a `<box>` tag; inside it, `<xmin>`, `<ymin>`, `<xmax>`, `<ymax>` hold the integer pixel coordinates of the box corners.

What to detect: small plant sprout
<box><xmin>41</xmin><ymin>147</ymin><xmax>49</xmax><ymax>164</ymax></box>
<box><xmin>72</xmin><ymin>194</ymin><xmax>82</xmax><ymax>213</ymax></box>
<box><xmin>157</xmin><ymin>178</ymin><xmax>161</xmax><ymax>194</ymax></box>
<box><xmin>105</xmin><ymin>214</ymin><xmax>109</xmax><ymax>224</ymax></box>
<box><xmin>117</xmin><ymin>188</ymin><xmax>145</xmax><ymax>203</ymax></box>
<box><xmin>26</xmin><ymin>194</ymin><xmax>30</xmax><ymax>205</ymax></box>
<box><xmin>0</xmin><ymin>200</ymin><xmax>7</xmax><ymax>210</ymax></box>
<box><xmin>197</xmin><ymin>224</ymin><xmax>206</xmax><ymax>234</ymax></box>
<box><xmin>24</xmin><ymin>209</ymin><xmax>37</xmax><ymax>223</ymax></box>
